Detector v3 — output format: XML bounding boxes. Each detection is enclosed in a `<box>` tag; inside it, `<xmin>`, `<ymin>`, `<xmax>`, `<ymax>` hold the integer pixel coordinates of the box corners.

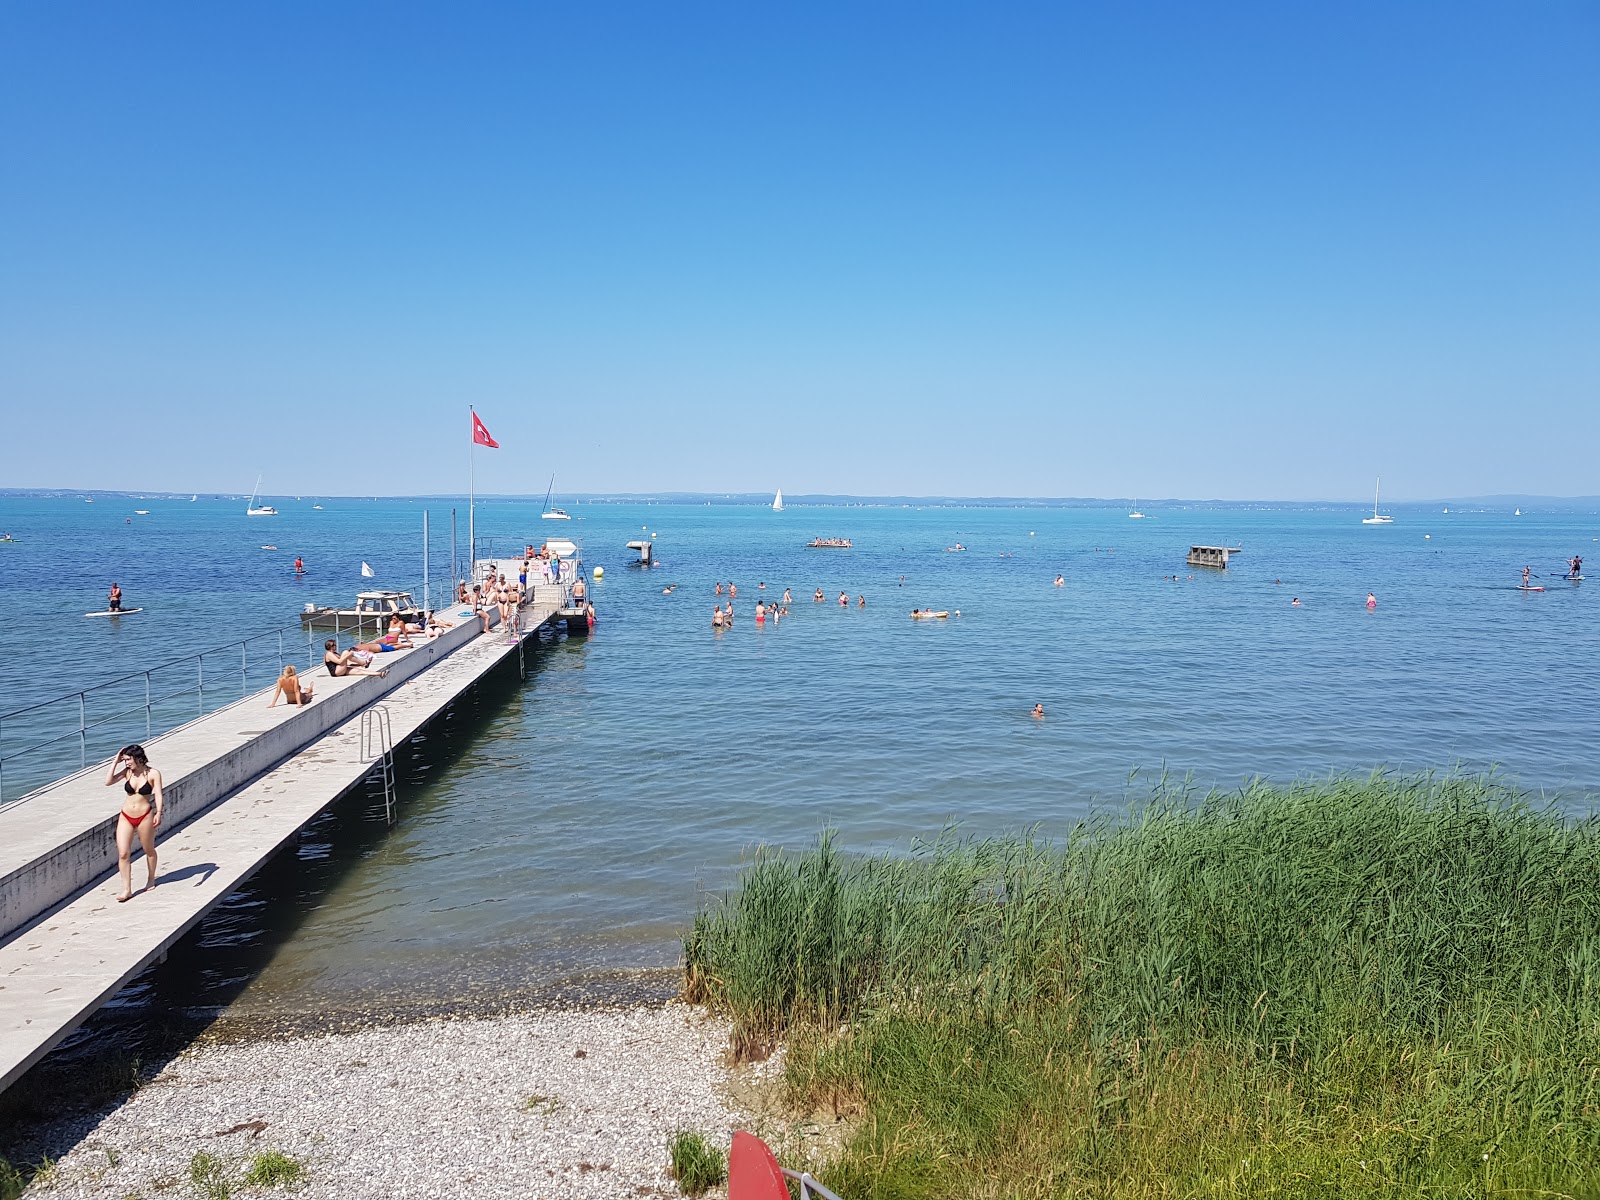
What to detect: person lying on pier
<box><xmin>269</xmin><ymin>664</ymin><xmax>315</xmax><ymax>706</ymax></box>
<box><xmin>324</xmin><ymin>639</ymin><xmax>387</xmax><ymax>677</ymax></box>
<box><xmin>388</xmin><ymin>614</ymin><xmax>423</xmax><ymax>637</ymax></box>
<box><xmin>425</xmin><ymin>610</ymin><xmax>456</xmax><ymax>637</ymax></box>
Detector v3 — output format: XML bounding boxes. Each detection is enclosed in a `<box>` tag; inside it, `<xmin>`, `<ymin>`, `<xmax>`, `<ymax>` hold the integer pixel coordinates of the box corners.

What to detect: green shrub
<box><xmin>667</xmin><ymin>1130</ymin><xmax>726</xmax><ymax>1196</ymax></box>
<box><xmin>188</xmin><ymin>1151</ymin><xmax>230</xmax><ymax>1200</ymax></box>
<box><xmin>243</xmin><ymin>1150</ymin><xmax>305</xmax><ymax>1187</ymax></box>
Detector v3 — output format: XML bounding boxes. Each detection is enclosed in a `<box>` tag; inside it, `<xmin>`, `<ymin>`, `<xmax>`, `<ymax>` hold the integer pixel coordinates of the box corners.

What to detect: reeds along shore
<box><xmin>684</xmin><ymin>774</ymin><xmax>1600</xmax><ymax>1197</ymax></box>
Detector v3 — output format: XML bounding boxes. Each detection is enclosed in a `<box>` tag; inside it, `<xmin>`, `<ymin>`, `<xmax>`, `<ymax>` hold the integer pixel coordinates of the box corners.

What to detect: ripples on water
<box><xmin>3</xmin><ymin>497</ymin><xmax>1598</xmax><ymax>1017</ymax></box>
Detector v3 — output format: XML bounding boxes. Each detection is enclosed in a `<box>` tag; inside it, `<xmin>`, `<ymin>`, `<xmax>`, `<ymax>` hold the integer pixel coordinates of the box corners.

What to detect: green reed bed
<box><xmin>684</xmin><ymin>774</ymin><xmax>1600</xmax><ymax>1197</ymax></box>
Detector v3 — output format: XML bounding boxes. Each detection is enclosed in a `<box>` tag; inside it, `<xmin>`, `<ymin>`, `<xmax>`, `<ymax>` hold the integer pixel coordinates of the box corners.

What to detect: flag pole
<box><xmin>468</xmin><ymin>405</ymin><xmax>475</xmax><ymax>584</ymax></box>
<box><xmin>423</xmin><ymin>509</ymin><xmax>430</xmax><ymax>614</ymax></box>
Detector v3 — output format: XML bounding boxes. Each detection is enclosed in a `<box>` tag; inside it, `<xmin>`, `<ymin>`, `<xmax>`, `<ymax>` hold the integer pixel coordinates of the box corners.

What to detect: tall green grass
<box><xmin>684</xmin><ymin>774</ymin><xmax>1600</xmax><ymax>1196</ymax></box>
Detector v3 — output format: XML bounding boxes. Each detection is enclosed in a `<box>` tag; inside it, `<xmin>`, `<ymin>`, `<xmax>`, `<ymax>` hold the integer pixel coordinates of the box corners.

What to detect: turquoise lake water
<box><xmin>2</xmin><ymin>494</ymin><xmax>1598</xmax><ymax>1017</ymax></box>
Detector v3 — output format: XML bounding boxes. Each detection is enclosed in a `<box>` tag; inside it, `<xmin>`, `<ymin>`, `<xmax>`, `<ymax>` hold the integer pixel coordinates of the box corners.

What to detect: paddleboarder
<box><xmin>107</xmin><ymin>582</ymin><xmax>123</xmax><ymax>613</ymax></box>
<box><xmin>1523</xmin><ymin>566</ymin><xmax>1532</xmax><ymax>588</ymax></box>
<box><xmin>294</xmin><ymin>556</ymin><xmax>304</xmax><ymax>574</ymax></box>
<box><xmin>1570</xmin><ymin>555</ymin><xmax>1583</xmax><ymax>578</ymax></box>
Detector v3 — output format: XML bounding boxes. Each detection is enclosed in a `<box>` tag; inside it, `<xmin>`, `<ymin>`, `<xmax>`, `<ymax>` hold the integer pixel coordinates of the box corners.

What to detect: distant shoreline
<box><xmin>5</xmin><ymin>487</ymin><xmax>1599</xmax><ymax>507</ymax></box>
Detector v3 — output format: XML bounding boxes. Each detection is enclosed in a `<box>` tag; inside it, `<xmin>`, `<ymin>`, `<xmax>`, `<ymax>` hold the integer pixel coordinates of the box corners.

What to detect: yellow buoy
<box><xmin>593</xmin><ymin>566</ymin><xmax>604</xmax><ymax>578</ymax></box>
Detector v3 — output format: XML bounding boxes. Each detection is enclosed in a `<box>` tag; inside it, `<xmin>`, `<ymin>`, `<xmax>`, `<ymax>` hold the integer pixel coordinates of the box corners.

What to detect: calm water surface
<box><xmin>2</xmin><ymin>495</ymin><xmax>1597</xmax><ymax>1017</ymax></box>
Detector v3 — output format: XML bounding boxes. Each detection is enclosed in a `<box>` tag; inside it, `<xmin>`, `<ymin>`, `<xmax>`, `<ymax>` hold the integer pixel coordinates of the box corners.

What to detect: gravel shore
<box><xmin>13</xmin><ymin>1002</ymin><xmax>776</xmax><ymax>1200</ymax></box>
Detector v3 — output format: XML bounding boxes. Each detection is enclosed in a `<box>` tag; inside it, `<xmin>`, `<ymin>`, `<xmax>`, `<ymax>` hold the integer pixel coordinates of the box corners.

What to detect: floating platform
<box><xmin>626</xmin><ymin>540</ymin><xmax>654</xmax><ymax>566</ymax></box>
<box><xmin>1187</xmin><ymin>545</ymin><xmax>1243</xmax><ymax>569</ymax></box>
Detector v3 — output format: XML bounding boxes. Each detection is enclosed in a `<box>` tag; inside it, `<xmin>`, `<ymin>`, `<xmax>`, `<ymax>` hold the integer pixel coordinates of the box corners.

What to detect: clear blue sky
<box><xmin>2</xmin><ymin>2</ymin><xmax>1595</xmax><ymax>500</ymax></box>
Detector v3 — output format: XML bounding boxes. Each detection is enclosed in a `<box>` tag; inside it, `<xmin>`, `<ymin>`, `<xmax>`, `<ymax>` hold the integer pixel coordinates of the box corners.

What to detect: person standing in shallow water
<box><xmin>105</xmin><ymin>744</ymin><xmax>162</xmax><ymax>901</ymax></box>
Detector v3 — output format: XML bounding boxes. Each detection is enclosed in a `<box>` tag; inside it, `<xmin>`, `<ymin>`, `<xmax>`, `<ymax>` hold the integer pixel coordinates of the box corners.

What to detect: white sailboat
<box><xmin>541</xmin><ymin>475</ymin><xmax>570</xmax><ymax>520</ymax></box>
<box><xmin>773</xmin><ymin>489</ymin><xmax>784</xmax><ymax>512</ymax></box>
<box><xmin>1128</xmin><ymin>498</ymin><xmax>1146</xmax><ymax>518</ymax></box>
<box><xmin>1361</xmin><ymin>478</ymin><xmax>1393</xmax><ymax>524</ymax></box>
<box><xmin>246</xmin><ymin>475</ymin><xmax>278</xmax><ymax>517</ymax></box>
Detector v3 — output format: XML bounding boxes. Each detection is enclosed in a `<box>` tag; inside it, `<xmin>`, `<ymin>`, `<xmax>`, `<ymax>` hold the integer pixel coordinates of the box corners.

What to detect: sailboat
<box><xmin>1361</xmin><ymin>479</ymin><xmax>1393</xmax><ymax>524</ymax></box>
<box><xmin>190</xmin><ymin>494</ymin><xmax>197</xmax><ymax>502</ymax></box>
<box><xmin>246</xmin><ymin>475</ymin><xmax>278</xmax><ymax>516</ymax></box>
<box><xmin>1128</xmin><ymin>498</ymin><xmax>1146</xmax><ymax>518</ymax></box>
<box><xmin>541</xmin><ymin>475</ymin><xmax>570</xmax><ymax>520</ymax></box>
<box><xmin>773</xmin><ymin>489</ymin><xmax>784</xmax><ymax>512</ymax></box>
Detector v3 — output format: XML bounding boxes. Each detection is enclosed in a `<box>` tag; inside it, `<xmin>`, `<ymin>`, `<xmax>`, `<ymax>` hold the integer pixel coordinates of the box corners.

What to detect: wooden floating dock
<box><xmin>0</xmin><ymin>583</ymin><xmax>577</xmax><ymax>1095</ymax></box>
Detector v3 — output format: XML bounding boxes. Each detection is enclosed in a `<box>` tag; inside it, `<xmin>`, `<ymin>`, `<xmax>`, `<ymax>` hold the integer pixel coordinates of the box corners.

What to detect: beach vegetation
<box><xmin>666</xmin><ymin>1130</ymin><xmax>726</xmax><ymax>1196</ymax></box>
<box><xmin>0</xmin><ymin>1157</ymin><xmax>23</xmax><ymax>1200</ymax></box>
<box><xmin>243</xmin><ymin>1150</ymin><xmax>305</xmax><ymax>1187</ymax></box>
<box><xmin>522</xmin><ymin>1093</ymin><xmax>563</xmax><ymax>1116</ymax></box>
<box><xmin>684</xmin><ymin>773</ymin><xmax>1600</xmax><ymax>1196</ymax></box>
<box><xmin>188</xmin><ymin>1151</ymin><xmax>230</xmax><ymax>1200</ymax></box>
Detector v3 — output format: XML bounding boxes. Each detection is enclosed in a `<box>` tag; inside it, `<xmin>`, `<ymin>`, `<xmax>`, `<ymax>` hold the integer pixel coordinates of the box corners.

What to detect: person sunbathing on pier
<box><xmin>324</xmin><ymin>639</ymin><xmax>387</xmax><ymax>676</ymax></box>
<box><xmin>268</xmin><ymin>664</ymin><xmax>315</xmax><ymax>706</ymax></box>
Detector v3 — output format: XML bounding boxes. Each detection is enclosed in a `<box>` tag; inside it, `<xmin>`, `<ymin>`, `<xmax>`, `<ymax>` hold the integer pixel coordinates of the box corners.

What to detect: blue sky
<box><xmin>2</xmin><ymin>2</ymin><xmax>1595</xmax><ymax>500</ymax></box>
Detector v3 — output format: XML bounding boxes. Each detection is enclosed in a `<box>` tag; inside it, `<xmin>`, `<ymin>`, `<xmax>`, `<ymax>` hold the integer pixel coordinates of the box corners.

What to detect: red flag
<box><xmin>471</xmin><ymin>411</ymin><xmax>499</xmax><ymax>448</ymax></box>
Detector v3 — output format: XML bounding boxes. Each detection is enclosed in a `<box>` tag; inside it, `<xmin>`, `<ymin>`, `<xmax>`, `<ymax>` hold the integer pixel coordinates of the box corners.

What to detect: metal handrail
<box><xmin>0</xmin><ymin>588</ymin><xmax>424</xmax><ymax>808</ymax></box>
<box><xmin>781</xmin><ymin>1168</ymin><xmax>846</xmax><ymax>1200</ymax></box>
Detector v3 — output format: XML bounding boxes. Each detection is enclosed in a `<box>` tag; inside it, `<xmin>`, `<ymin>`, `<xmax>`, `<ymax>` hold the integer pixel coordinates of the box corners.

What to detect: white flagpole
<box><xmin>423</xmin><ymin>509</ymin><xmax>430</xmax><ymax>613</ymax></box>
<box><xmin>468</xmin><ymin>406</ymin><xmax>475</xmax><ymax>585</ymax></box>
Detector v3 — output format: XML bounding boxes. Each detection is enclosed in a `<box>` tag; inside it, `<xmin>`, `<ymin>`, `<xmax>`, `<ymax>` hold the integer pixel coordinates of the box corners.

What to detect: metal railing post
<box><xmin>197</xmin><ymin>657</ymin><xmax>204</xmax><ymax>716</ymax></box>
<box><xmin>144</xmin><ymin>671</ymin><xmax>152</xmax><ymax>739</ymax></box>
<box><xmin>78</xmin><ymin>692</ymin><xmax>87</xmax><ymax>769</ymax></box>
<box><xmin>242</xmin><ymin>641</ymin><xmax>248</xmax><ymax>696</ymax></box>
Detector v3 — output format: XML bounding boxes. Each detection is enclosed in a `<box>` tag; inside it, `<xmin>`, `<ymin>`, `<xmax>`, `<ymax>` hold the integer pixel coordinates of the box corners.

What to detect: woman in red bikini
<box><xmin>104</xmin><ymin>744</ymin><xmax>163</xmax><ymax>902</ymax></box>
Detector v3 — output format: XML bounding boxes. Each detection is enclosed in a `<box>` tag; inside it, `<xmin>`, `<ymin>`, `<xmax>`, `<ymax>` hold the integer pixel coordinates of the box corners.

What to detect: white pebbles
<box><xmin>23</xmin><ymin>1003</ymin><xmax>776</xmax><ymax>1200</ymax></box>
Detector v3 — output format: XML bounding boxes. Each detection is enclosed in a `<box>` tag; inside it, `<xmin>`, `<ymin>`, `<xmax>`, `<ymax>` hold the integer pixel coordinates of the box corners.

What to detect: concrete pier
<box><xmin>0</xmin><ymin>586</ymin><xmax>572</xmax><ymax>1094</ymax></box>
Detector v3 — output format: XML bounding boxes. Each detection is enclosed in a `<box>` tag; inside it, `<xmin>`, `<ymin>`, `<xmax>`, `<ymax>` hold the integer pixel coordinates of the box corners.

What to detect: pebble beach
<box><xmin>13</xmin><ymin>1002</ymin><xmax>773</xmax><ymax>1200</ymax></box>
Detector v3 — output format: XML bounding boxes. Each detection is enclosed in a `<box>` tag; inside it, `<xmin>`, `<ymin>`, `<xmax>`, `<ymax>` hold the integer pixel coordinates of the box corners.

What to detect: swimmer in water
<box><xmin>782</xmin><ymin>588</ymin><xmax>792</xmax><ymax>605</ymax></box>
<box><xmin>857</xmin><ymin>595</ymin><xmax>865</xmax><ymax>608</ymax></box>
<box><xmin>1054</xmin><ymin>575</ymin><xmax>1064</xmax><ymax>587</ymax></box>
<box><xmin>1366</xmin><ymin>592</ymin><xmax>1377</xmax><ymax>609</ymax></box>
<box><xmin>814</xmin><ymin>588</ymin><xmax>824</xmax><ymax>602</ymax></box>
<box><xmin>755</xmin><ymin>601</ymin><xmax>766</xmax><ymax>623</ymax></box>
<box><xmin>1291</xmin><ymin>597</ymin><xmax>1301</xmax><ymax>606</ymax></box>
<box><xmin>838</xmin><ymin>592</ymin><xmax>848</xmax><ymax>606</ymax></box>
<box><xmin>1031</xmin><ymin>704</ymin><xmax>1044</xmax><ymax>718</ymax></box>
<box><xmin>712</xmin><ymin>606</ymin><xmax>724</xmax><ymax>628</ymax></box>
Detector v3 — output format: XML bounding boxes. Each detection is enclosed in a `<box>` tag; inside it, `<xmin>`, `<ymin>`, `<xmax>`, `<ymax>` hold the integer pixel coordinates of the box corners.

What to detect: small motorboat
<box><xmin>301</xmin><ymin>590</ymin><xmax>424</xmax><ymax>630</ymax></box>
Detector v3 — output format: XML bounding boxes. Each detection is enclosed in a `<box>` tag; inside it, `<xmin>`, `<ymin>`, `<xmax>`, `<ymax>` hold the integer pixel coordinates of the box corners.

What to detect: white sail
<box><xmin>246</xmin><ymin>475</ymin><xmax>278</xmax><ymax>516</ymax></box>
<box><xmin>773</xmin><ymin>489</ymin><xmax>784</xmax><ymax>511</ymax></box>
<box><xmin>1361</xmin><ymin>478</ymin><xmax>1392</xmax><ymax>524</ymax></box>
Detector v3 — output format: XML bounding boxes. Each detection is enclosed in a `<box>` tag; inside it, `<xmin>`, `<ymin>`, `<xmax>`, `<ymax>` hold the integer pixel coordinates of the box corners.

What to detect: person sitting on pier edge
<box><xmin>269</xmin><ymin>664</ymin><xmax>315</xmax><ymax>707</ymax></box>
<box><xmin>324</xmin><ymin>639</ymin><xmax>386</xmax><ymax>676</ymax></box>
<box><xmin>456</xmin><ymin>582</ymin><xmax>470</xmax><ymax>605</ymax></box>
<box><xmin>105</xmin><ymin>744</ymin><xmax>162</xmax><ymax>901</ymax></box>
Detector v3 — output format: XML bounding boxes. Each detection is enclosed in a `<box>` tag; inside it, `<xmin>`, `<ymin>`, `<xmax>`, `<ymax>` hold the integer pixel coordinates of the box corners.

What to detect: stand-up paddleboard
<box><xmin>85</xmin><ymin>608</ymin><xmax>143</xmax><ymax>617</ymax></box>
<box><xmin>1562</xmin><ymin>574</ymin><xmax>1584</xmax><ymax>581</ymax></box>
<box><xmin>1517</xmin><ymin>586</ymin><xmax>1545</xmax><ymax>593</ymax></box>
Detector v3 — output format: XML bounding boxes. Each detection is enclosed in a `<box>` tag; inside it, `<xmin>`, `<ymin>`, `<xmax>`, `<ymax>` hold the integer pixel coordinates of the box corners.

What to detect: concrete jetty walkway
<box><xmin>0</xmin><ymin>589</ymin><xmax>569</xmax><ymax>1093</ymax></box>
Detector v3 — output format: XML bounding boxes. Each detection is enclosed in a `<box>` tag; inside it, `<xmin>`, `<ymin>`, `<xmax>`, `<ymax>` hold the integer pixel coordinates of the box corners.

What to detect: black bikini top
<box><xmin>124</xmin><ymin>777</ymin><xmax>153</xmax><ymax>796</ymax></box>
